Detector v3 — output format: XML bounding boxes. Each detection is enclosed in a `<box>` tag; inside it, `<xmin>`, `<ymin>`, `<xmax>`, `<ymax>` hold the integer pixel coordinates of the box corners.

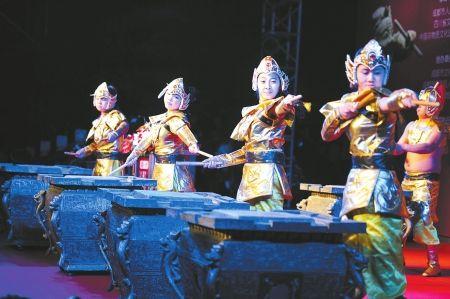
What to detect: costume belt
<box><xmin>405</xmin><ymin>172</ymin><xmax>440</xmax><ymax>181</ymax></box>
<box><xmin>351</xmin><ymin>155</ymin><xmax>393</xmax><ymax>170</ymax></box>
<box><xmin>245</xmin><ymin>150</ymin><xmax>285</xmax><ymax>164</ymax></box>
<box><xmin>155</xmin><ymin>154</ymin><xmax>189</xmax><ymax>164</ymax></box>
<box><xmin>258</xmin><ymin>114</ymin><xmax>276</xmax><ymax>126</ymax></box>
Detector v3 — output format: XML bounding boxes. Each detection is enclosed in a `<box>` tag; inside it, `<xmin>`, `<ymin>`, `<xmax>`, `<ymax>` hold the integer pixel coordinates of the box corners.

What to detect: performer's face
<box><xmin>356</xmin><ymin>65</ymin><xmax>385</xmax><ymax>91</ymax></box>
<box><xmin>94</xmin><ymin>97</ymin><xmax>115</xmax><ymax>112</ymax></box>
<box><xmin>257</xmin><ymin>73</ymin><xmax>281</xmax><ymax>100</ymax></box>
<box><xmin>164</xmin><ymin>93</ymin><xmax>182</xmax><ymax>111</ymax></box>
<box><xmin>416</xmin><ymin>104</ymin><xmax>429</xmax><ymax>119</ymax></box>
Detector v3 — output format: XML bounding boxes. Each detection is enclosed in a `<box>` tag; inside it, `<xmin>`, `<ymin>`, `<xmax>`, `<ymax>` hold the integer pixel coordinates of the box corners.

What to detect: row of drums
<box><xmin>0</xmin><ymin>162</ymin><xmax>366</xmax><ymax>299</ymax></box>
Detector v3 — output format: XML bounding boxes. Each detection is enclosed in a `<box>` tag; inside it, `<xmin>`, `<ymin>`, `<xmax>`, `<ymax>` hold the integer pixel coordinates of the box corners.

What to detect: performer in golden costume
<box><xmin>203</xmin><ymin>56</ymin><xmax>302</xmax><ymax>211</ymax></box>
<box><xmin>395</xmin><ymin>82</ymin><xmax>446</xmax><ymax>277</ymax></box>
<box><xmin>125</xmin><ymin>78</ymin><xmax>199</xmax><ymax>191</ymax></box>
<box><xmin>320</xmin><ymin>40</ymin><xmax>418</xmax><ymax>299</ymax></box>
<box><xmin>74</xmin><ymin>82</ymin><xmax>129</xmax><ymax>176</ymax></box>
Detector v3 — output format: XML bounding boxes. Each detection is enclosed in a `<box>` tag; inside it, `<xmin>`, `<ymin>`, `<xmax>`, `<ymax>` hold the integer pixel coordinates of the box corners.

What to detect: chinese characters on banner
<box><xmin>357</xmin><ymin>0</ymin><xmax>450</xmax><ymax>115</ymax></box>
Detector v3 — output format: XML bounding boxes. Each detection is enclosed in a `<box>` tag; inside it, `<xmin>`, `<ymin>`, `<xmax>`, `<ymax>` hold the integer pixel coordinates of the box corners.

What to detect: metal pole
<box><xmin>287</xmin><ymin>0</ymin><xmax>302</xmax><ymax>185</ymax></box>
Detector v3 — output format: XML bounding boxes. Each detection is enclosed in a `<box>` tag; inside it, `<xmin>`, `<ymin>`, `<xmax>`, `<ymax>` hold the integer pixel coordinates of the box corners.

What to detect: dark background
<box><xmin>0</xmin><ymin>0</ymin><xmax>446</xmax><ymax>199</ymax></box>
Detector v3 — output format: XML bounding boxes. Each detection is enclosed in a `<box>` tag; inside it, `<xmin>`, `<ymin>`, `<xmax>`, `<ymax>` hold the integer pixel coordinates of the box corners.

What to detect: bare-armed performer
<box><xmin>395</xmin><ymin>82</ymin><xmax>447</xmax><ymax>277</ymax></box>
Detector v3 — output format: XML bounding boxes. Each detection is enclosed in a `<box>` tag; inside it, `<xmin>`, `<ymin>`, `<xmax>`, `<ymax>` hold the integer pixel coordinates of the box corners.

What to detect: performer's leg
<box><xmin>413</xmin><ymin>219</ymin><xmax>441</xmax><ymax>276</ymax></box>
<box><xmin>346</xmin><ymin>213</ymin><xmax>406</xmax><ymax>299</ymax></box>
<box><xmin>409</xmin><ymin>179</ymin><xmax>441</xmax><ymax>277</ymax></box>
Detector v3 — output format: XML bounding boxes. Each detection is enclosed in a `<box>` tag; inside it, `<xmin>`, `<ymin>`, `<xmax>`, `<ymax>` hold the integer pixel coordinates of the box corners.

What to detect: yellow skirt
<box><xmin>249</xmin><ymin>171</ymin><xmax>284</xmax><ymax>212</ymax></box>
<box><xmin>93</xmin><ymin>159</ymin><xmax>122</xmax><ymax>176</ymax></box>
<box><xmin>345</xmin><ymin>213</ymin><xmax>406</xmax><ymax>299</ymax></box>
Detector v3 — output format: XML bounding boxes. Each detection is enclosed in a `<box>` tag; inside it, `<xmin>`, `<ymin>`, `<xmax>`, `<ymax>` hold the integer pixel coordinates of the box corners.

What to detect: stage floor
<box><xmin>0</xmin><ymin>239</ymin><xmax>449</xmax><ymax>298</ymax></box>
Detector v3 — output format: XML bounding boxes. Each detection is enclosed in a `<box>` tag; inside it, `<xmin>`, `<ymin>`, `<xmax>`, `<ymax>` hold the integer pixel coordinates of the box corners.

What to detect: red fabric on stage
<box><xmin>0</xmin><ymin>239</ymin><xmax>448</xmax><ymax>298</ymax></box>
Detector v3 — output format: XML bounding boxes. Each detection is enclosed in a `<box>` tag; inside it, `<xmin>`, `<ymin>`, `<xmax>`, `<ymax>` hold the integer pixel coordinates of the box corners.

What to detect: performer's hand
<box><xmin>338</xmin><ymin>102</ymin><xmax>359</xmax><ymax>120</ymax></box>
<box><xmin>74</xmin><ymin>147</ymin><xmax>87</xmax><ymax>159</ymax></box>
<box><xmin>125</xmin><ymin>151</ymin><xmax>139</xmax><ymax>165</ymax></box>
<box><xmin>283</xmin><ymin>94</ymin><xmax>302</xmax><ymax>107</ymax></box>
<box><xmin>188</xmin><ymin>143</ymin><xmax>199</xmax><ymax>154</ymax></box>
<box><xmin>392</xmin><ymin>88</ymin><xmax>418</xmax><ymax>109</ymax></box>
<box><xmin>276</xmin><ymin>94</ymin><xmax>302</xmax><ymax>115</ymax></box>
<box><xmin>203</xmin><ymin>155</ymin><xmax>227</xmax><ymax>169</ymax></box>
<box><xmin>107</xmin><ymin>131</ymin><xmax>120</xmax><ymax>142</ymax></box>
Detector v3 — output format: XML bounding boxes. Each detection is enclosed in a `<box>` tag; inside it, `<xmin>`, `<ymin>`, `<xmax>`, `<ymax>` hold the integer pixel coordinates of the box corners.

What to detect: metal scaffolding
<box><xmin>260</xmin><ymin>0</ymin><xmax>303</xmax><ymax>184</ymax></box>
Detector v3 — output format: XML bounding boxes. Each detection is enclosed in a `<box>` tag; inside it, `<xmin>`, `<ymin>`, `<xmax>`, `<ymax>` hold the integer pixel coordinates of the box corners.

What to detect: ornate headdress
<box><xmin>252</xmin><ymin>56</ymin><xmax>289</xmax><ymax>92</ymax></box>
<box><xmin>419</xmin><ymin>82</ymin><xmax>446</xmax><ymax>117</ymax></box>
<box><xmin>345</xmin><ymin>39</ymin><xmax>391</xmax><ymax>87</ymax></box>
<box><xmin>158</xmin><ymin>78</ymin><xmax>190</xmax><ymax>111</ymax></box>
<box><xmin>91</xmin><ymin>82</ymin><xmax>117</xmax><ymax>110</ymax></box>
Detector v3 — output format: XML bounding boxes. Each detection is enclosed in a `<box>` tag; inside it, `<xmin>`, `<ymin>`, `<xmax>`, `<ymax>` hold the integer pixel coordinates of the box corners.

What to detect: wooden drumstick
<box><xmin>108</xmin><ymin>164</ymin><xmax>128</xmax><ymax>176</ymax></box>
<box><xmin>198</xmin><ymin>150</ymin><xmax>213</xmax><ymax>158</ymax></box>
<box><xmin>175</xmin><ymin>161</ymin><xmax>205</xmax><ymax>166</ymax></box>
<box><xmin>413</xmin><ymin>100</ymin><xmax>440</xmax><ymax>107</ymax></box>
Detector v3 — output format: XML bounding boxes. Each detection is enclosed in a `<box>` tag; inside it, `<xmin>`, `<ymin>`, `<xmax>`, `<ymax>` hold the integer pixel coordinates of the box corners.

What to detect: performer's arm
<box><xmin>124</xmin><ymin>134</ymin><xmax>155</xmax><ymax>165</ymax></box>
<box><xmin>398</xmin><ymin>127</ymin><xmax>444</xmax><ymax>154</ymax></box>
<box><xmin>271</xmin><ymin>94</ymin><xmax>302</xmax><ymax>119</ymax></box>
<box><xmin>107</xmin><ymin>121</ymin><xmax>129</xmax><ymax>142</ymax></box>
<box><xmin>106</xmin><ymin>113</ymin><xmax>129</xmax><ymax>142</ymax></box>
<box><xmin>377</xmin><ymin>88</ymin><xmax>417</xmax><ymax>113</ymax></box>
<box><xmin>133</xmin><ymin>134</ymin><xmax>154</xmax><ymax>156</ymax></box>
<box><xmin>203</xmin><ymin>147</ymin><xmax>246</xmax><ymax>169</ymax></box>
<box><xmin>319</xmin><ymin>101</ymin><xmax>355</xmax><ymax>142</ymax></box>
<box><xmin>74</xmin><ymin>142</ymin><xmax>96</xmax><ymax>159</ymax></box>
<box><xmin>221</xmin><ymin>148</ymin><xmax>246</xmax><ymax>166</ymax></box>
<box><xmin>175</xmin><ymin>124</ymin><xmax>198</xmax><ymax>148</ymax></box>
<box><xmin>393</xmin><ymin>122</ymin><xmax>411</xmax><ymax>155</ymax></box>
<box><xmin>169</xmin><ymin>118</ymin><xmax>199</xmax><ymax>153</ymax></box>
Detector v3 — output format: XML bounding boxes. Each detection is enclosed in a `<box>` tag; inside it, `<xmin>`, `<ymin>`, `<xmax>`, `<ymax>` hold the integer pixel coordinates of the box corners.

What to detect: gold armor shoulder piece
<box><xmin>241</xmin><ymin>104</ymin><xmax>259</xmax><ymax>117</ymax></box>
<box><xmin>167</xmin><ymin>114</ymin><xmax>190</xmax><ymax>132</ymax></box>
<box><xmin>341</xmin><ymin>92</ymin><xmax>359</xmax><ymax>103</ymax></box>
<box><xmin>105</xmin><ymin>110</ymin><xmax>126</xmax><ymax>130</ymax></box>
<box><xmin>148</xmin><ymin>113</ymin><xmax>166</xmax><ymax>125</ymax></box>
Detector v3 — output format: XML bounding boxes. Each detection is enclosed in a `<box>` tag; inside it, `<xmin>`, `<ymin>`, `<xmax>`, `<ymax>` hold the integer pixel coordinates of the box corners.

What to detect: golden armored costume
<box><xmin>134</xmin><ymin>111</ymin><xmax>198</xmax><ymax>191</ymax></box>
<box><xmin>218</xmin><ymin>97</ymin><xmax>293</xmax><ymax>210</ymax></box>
<box><xmin>85</xmin><ymin>109</ymin><xmax>127</xmax><ymax>176</ymax></box>
<box><xmin>401</xmin><ymin>119</ymin><xmax>446</xmax><ymax>245</ymax></box>
<box><xmin>321</xmin><ymin>90</ymin><xmax>407</xmax><ymax>298</ymax></box>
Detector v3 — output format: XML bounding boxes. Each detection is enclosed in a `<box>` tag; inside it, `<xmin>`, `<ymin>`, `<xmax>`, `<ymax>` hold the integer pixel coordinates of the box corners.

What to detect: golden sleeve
<box><xmin>106</xmin><ymin>110</ymin><xmax>127</xmax><ymax>130</ymax></box>
<box><xmin>222</xmin><ymin>148</ymin><xmax>246</xmax><ymax>166</ymax></box>
<box><xmin>134</xmin><ymin>132</ymin><xmax>155</xmax><ymax>155</ymax></box>
<box><xmin>168</xmin><ymin>117</ymin><xmax>198</xmax><ymax>146</ymax></box>
<box><xmin>319</xmin><ymin>100</ymin><xmax>351</xmax><ymax>141</ymax></box>
<box><xmin>262</xmin><ymin>97</ymin><xmax>295</xmax><ymax>127</ymax></box>
<box><xmin>84</xmin><ymin>142</ymin><xmax>97</xmax><ymax>155</ymax></box>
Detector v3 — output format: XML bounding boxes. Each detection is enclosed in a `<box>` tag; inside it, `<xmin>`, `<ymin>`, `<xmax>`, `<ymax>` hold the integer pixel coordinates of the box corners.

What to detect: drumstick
<box><xmin>413</xmin><ymin>100</ymin><xmax>440</xmax><ymax>107</ymax></box>
<box><xmin>356</xmin><ymin>90</ymin><xmax>378</xmax><ymax>110</ymax></box>
<box><xmin>394</xmin><ymin>19</ymin><xmax>423</xmax><ymax>57</ymax></box>
<box><xmin>108</xmin><ymin>164</ymin><xmax>128</xmax><ymax>176</ymax></box>
<box><xmin>175</xmin><ymin>161</ymin><xmax>205</xmax><ymax>166</ymax></box>
<box><xmin>355</xmin><ymin>89</ymin><xmax>441</xmax><ymax>110</ymax></box>
<box><xmin>197</xmin><ymin>150</ymin><xmax>213</xmax><ymax>158</ymax></box>
<box><xmin>64</xmin><ymin>152</ymin><xmax>77</xmax><ymax>156</ymax></box>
